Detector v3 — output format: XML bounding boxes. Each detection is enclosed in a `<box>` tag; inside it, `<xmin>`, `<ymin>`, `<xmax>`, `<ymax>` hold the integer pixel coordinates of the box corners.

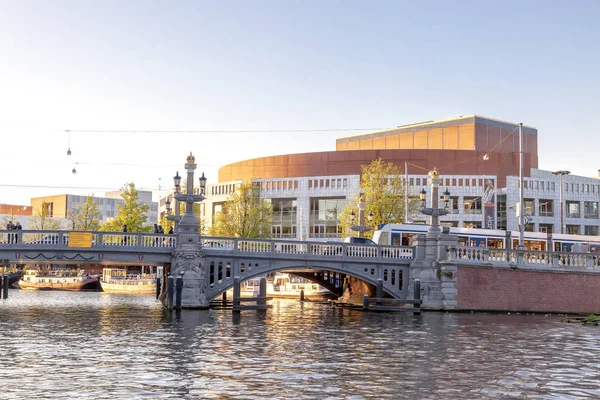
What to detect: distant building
<box><xmin>31</xmin><ymin>190</ymin><xmax>158</xmax><ymax>227</ymax></box>
<box><xmin>186</xmin><ymin>115</ymin><xmax>600</xmax><ymax>238</ymax></box>
<box><xmin>0</xmin><ymin>204</ymin><xmax>32</xmax><ymax>216</ymax></box>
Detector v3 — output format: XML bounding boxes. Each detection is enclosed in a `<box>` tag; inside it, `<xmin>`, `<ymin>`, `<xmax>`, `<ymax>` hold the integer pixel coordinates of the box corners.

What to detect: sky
<box><xmin>1</xmin><ymin>0</ymin><xmax>599</xmax><ymax>205</ymax></box>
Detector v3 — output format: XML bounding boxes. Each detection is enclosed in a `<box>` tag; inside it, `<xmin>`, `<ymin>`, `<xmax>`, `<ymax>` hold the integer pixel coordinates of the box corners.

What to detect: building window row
<box><xmin>260</xmin><ymin>180</ymin><xmax>299</xmax><ymax>191</ymax></box>
<box><xmin>307</xmin><ymin>178</ymin><xmax>347</xmax><ymax>190</ymax></box>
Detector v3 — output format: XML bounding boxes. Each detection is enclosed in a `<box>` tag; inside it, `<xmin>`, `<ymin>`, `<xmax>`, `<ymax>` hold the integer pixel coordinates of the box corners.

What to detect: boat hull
<box><xmin>100</xmin><ymin>280</ymin><xmax>156</xmax><ymax>294</ymax></box>
<box><xmin>18</xmin><ymin>277</ymin><xmax>100</xmax><ymax>291</ymax></box>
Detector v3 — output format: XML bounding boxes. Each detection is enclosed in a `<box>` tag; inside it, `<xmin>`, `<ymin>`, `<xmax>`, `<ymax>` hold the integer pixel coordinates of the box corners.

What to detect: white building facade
<box><xmin>193</xmin><ymin>169</ymin><xmax>600</xmax><ymax>240</ymax></box>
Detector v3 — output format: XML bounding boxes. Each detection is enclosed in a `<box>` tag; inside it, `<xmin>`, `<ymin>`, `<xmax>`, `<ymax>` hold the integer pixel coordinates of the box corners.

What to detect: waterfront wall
<box><xmin>456</xmin><ymin>265</ymin><xmax>600</xmax><ymax>314</ymax></box>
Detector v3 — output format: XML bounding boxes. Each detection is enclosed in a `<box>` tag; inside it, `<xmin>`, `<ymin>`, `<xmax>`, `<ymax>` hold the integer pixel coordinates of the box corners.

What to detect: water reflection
<box><xmin>1</xmin><ymin>290</ymin><xmax>600</xmax><ymax>399</ymax></box>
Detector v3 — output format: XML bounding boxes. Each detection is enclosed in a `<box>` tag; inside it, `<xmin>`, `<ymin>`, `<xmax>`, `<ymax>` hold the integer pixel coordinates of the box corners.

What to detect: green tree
<box><xmin>1</xmin><ymin>209</ymin><xmax>19</xmax><ymax>230</ymax></box>
<box><xmin>101</xmin><ymin>183</ymin><xmax>151</xmax><ymax>232</ymax></box>
<box><xmin>74</xmin><ymin>195</ymin><xmax>102</xmax><ymax>231</ymax></box>
<box><xmin>209</xmin><ymin>182</ymin><xmax>273</xmax><ymax>238</ymax></box>
<box><xmin>29</xmin><ymin>201</ymin><xmax>62</xmax><ymax>230</ymax></box>
<box><xmin>339</xmin><ymin>158</ymin><xmax>420</xmax><ymax>238</ymax></box>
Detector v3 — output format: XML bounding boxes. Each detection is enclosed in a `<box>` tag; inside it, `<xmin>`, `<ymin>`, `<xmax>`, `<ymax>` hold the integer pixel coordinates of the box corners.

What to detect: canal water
<box><xmin>1</xmin><ymin>291</ymin><xmax>600</xmax><ymax>399</ymax></box>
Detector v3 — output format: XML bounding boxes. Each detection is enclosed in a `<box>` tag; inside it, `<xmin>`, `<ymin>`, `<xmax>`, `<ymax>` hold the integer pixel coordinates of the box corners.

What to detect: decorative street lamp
<box><xmin>420</xmin><ymin>168</ymin><xmax>451</xmax><ymax>238</ymax></box>
<box><xmin>165</xmin><ymin>153</ymin><xmax>206</xmax><ymax>234</ymax></box>
<box><xmin>166</xmin><ymin>171</ymin><xmax>183</xmax><ymax>232</ymax></box>
<box><xmin>167</xmin><ymin>153</ymin><xmax>209</xmax><ymax>309</ymax></box>
<box><xmin>349</xmin><ymin>196</ymin><xmax>371</xmax><ymax>238</ymax></box>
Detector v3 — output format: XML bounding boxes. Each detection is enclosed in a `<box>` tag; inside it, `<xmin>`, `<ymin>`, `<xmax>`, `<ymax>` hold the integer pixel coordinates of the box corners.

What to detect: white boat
<box><xmin>228</xmin><ymin>273</ymin><xmax>332</xmax><ymax>300</ymax></box>
<box><xmin>100</xmin><ymin>268</ymin><xmax>156</xmax><ymax>294</ymax></box>
<box><xmin>268</xmin><ymin>273</ymin><xmax>332</xmax><ymax>300</ymax></box>
<box><xmin>18</xmin><ymin>267</ymin><xmax>100</xmax><ymax>291</ymax></box>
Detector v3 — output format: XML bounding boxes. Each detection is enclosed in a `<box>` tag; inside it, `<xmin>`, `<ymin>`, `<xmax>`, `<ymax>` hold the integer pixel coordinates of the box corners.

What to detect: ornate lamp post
<box><xmin>350</xmin><ymin>196</ymin><xmax>372</xmax><ymax>238</ymax></box>
<box><xmin>420</xmin><ymin>168</ymin><xmax>451</xmax><ymax>238</ymax></box>
<box><xmin>165</xmin><ymin>171</ymin><xmax>183</xmax><ymax>232</ymax></box>
<box><xmin>166</xmin><ymin>153</ymin><xmax>208</xmax><ymax>308</ymax></box>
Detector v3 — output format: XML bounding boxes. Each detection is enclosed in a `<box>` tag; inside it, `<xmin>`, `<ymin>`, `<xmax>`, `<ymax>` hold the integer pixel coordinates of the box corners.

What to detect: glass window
<box><xmin>271</xmin><ymin>198</ymin><xmax>298</xmax><ymax>238</ymax></box>
<box><xmin>539</xmin><ymin>224</ymin><xmax>553</xmax><ymax>233</ymax></box>
<box><xmin>566</xmin><ymin>201</ymin><xmax>580</xmax><ymax>218</ymax></box>
<box><xmin>463</xmin><ymin>197</ymin><xmax>482</xmax><ymax>214</ymax></box>
<box><xmin>566</xmin><ymin>225</ymin><xmax>580</xmax><ymax>235</ymax></box>
<box><xmin>309</xmin><ymin>197</ymin><xmax>347</xmax><ymax>238</ymax></box>
<box><xmin>539</xmin><ymin>200</ymin><xmax>554</xmax><ymax>217</ymax></box>
<box><xmin>524</xmin><ymin>199</ymin><xmax>535</xmax><ymax>216</ymax></box>
<box><xmin>584</xmin><ymin>201</ymin><xmax>598</xmax><ymax>219</ymax></box>
<box><xmin>585</xmin><ymin>225</ymin><xmax>599</xmax><ymax>236</ymax></box>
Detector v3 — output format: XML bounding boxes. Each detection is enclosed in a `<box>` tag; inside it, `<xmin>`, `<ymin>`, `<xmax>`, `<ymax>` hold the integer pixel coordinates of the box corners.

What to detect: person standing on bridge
<box><xmin>14</xmin><ymin>222</ymin><xmax>22</xmax><ymax>244</ymax></box>
<box><xmin>153</xmin><ymin>224</ymin><xmax>159</xmax><ymax>247</ymax></box>
<box><xmin>7</xmin><ymin>221</ymin><xmax>14</xmax><ymax>244</ymax></box>
<box><xmin>122</xmin><ymin>224</ymin><xmax>128</xmax><ymax>245</ymax></box>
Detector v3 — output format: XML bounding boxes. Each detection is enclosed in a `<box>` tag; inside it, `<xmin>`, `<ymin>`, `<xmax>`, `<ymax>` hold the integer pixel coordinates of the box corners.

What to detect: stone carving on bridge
<box><xmin>173</xmin><ymin>242</ymin><xmax>203</xmax><ymax>274</ymax></box>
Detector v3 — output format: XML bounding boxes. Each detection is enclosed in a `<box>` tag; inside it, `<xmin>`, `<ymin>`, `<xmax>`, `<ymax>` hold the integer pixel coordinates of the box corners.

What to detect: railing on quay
<box><xmin>0</xmin><ymin>230</ymin><xmax>415</xmax><ymax>261</ymax></box>
<box><xmin>448</xmin><ymin>245</ymin><xmax>600</xmax><ymax>269</ymax></box>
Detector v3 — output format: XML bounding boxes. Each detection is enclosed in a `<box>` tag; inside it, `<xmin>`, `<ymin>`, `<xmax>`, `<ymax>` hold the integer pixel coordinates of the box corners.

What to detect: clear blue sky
<box><xmin>1</xmin><ymin>0</ymin><xmax>599</xmax><ymax>205</ymax></box>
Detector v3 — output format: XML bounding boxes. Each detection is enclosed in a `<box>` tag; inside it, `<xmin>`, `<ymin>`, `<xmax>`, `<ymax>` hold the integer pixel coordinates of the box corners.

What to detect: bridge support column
<box><xmin>2</xmin><ymin>275</ymin><xmax>8</xmax><ymax>299</ymax></box>
<box><xmin>409</xmin><ymin>231</ymin><xmax>458</xmax><ymax>311</ymax></box>
<box><xmin>168</xmin><ymin>153</ymin><xmax>210</xmax><ymax>309</ymax></box>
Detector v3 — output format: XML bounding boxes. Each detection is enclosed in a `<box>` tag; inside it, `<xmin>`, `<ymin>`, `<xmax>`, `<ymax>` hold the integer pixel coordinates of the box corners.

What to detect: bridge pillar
<box><xmin>409</xmin><ymin>232</ymin><xmax>458</xmax><ymax>310</ymax></box>
<box><xmin>169</xmin><ymin>153</ymin><xmax>210</xmax><ymax>309</ymax></box>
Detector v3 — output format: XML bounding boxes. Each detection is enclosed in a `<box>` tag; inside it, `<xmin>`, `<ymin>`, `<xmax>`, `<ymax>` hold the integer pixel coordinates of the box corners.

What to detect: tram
<box><xmin>371</xmin><ymin>223</ymin><xmax>600</xmax><ymax>253</ymax></box>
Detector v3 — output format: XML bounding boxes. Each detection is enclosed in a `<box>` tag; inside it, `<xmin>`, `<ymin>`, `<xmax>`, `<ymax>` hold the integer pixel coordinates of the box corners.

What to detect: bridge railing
<box><xmin>0</xmin><ymin>230</ymin><xmax>413</xmax><ymax>260</ymax></box>
<box><xmin>0</xmin><ymin>230</ymin><xmax>177</xmax><ymax>249</ymax></box>
<box><xmin>448</xmin><ymin>245</ymin><xmax>600</xmax><ymax>269</ymax></box>
<box><xmin>202</xmin><ymin>236</ymin><xmax>414</xmax><ymax>260</ymax></box>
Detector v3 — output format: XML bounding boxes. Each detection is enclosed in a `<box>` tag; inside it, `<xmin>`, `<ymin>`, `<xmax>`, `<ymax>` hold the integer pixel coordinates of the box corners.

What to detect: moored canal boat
<box><xmin>100</xmin><ymin>268</ymin><xmax>156</xmax><ymax>294</ymax></box>
<box><xmin>18</xmin><ymin>267</ymin><xmax>100</xmax><ymax>291</ymax></box>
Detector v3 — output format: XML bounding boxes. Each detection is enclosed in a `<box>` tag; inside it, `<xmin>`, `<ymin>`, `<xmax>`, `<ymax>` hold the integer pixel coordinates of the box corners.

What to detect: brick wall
<box><xmin>457</xmin><ymin>265</ymin><xmax>600</xmax><ymax>314</ymax></box>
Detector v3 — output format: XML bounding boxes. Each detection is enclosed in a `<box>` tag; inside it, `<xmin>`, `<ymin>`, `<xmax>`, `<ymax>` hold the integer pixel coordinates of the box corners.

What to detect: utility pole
<box><xmin>405</xmin><ymin>161</ymin><xmax>409</xmax><ymax>223</ymax></box>
<box><xmin>518</xmin><ymin>123</ymin><xmax>525</xmax><ymax>249</ymax></box>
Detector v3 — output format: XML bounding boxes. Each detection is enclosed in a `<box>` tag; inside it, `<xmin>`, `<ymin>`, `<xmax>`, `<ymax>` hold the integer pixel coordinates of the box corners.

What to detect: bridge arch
<box><xmin>204</xmin><ymin>256</ymin><xmax>410</xmax><ymax>302</ymax></box>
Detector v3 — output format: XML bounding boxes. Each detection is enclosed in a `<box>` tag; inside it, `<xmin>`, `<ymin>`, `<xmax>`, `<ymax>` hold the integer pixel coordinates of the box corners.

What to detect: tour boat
<box><xmin>268</xmin><ymin>273</ymin><xmax>332</xmax><ymax>300</ymax></box>
<box><xmin>100</xmin><ymin>268</ymin><xmax>156</xmax><ymax>294</ymax></box>
<box><xmin>228</xmin><ymin>273</ymin><xmax>332</xmax><ymax>300</ymax></box>
<box><xmin>18</xmin><ymin>267</ymin><xmax>100</xmax><ymax>291</ymax></box>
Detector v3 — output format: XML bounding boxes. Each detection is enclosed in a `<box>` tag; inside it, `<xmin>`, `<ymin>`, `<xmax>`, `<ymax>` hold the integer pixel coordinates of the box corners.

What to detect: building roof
<box><xmin>336</xmin><ymin>115</ymin><xmax>537</xmax><ymax>141</ymax></box>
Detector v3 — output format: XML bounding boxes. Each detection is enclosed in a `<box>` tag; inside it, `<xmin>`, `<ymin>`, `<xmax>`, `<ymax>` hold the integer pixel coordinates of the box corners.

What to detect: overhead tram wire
<box><xmin>65</xmin><ymin>128</ymin><xmax>387</xmax><ymax>133</ymax></box>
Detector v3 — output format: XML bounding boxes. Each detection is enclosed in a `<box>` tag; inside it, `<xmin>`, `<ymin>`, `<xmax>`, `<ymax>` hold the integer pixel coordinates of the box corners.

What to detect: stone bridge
<box><xmin>0</xmin><ymin>230</ymin><xmax>413</xmax><ymax>305</ymax></box>
<box><xmin>5</xmin><ymin>229</ymin><xmax>600</xmax><ymax>313</ymax></box>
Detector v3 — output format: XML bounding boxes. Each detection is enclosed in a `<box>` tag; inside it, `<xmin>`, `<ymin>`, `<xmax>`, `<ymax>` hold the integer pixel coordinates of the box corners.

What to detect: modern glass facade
<box><xmin>309</xmin><ymin>197</ymin><xmax>347</xmax><ymax>238</ymax></box>
<box><xmin>271</xmin><ymin>198</ymin><xmax>297</xmax><ymax>238</ymax></box>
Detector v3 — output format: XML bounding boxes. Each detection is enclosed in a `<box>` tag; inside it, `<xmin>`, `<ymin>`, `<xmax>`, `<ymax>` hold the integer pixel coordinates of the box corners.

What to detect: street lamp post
<box><xmin>349</xmin><ymin>196</ymin><xmax>373</xmax><ymax>238</ymax></box>
<box><xmin>517</xmin><ymin>122</ymin><xmax>526</xmax><ymax>249</ymax></box>
<box><xmin>165</xmin><ymin>171</ymin><xmax>182</xmax><ymax>232</ymax></box>
<box><xmin>166</xmin><ymin>153</ymin><xmax>208</xmax><ymax>309</ymax></box>
<box><xmin>552</xmin><ymin>170</ymin><xmax>571</xmax><ymax>234</ymax></box>
<box><xmin>419</xmin><ymin>168</ymin><xmax>451</xmax><ymax>238</ymax></box>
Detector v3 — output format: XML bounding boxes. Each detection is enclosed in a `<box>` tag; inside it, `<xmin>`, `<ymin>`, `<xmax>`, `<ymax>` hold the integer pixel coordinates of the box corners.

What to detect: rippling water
<box><xmin>1</xmin><ymin>291</ymin><xmax>600</xmax><ymax>399</ymax></box>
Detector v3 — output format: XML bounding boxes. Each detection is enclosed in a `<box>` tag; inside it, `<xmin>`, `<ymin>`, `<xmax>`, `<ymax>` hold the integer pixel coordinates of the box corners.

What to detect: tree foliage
<box><xmin>1</xmin><ymin>209</ymin><xmax>19</xmax><ymax>230</ymax></box>
<box><xmin>73</xmin><ymin>195</ymin><xmax>102</xmax><ymax>231</ymax></box>
<box><xmin>101</xmin><ymin>183</ymin><xmax>151</xmax><ymax>232</ymax></box>
<box><xmin>29</xmin><ymin>202</ymin><xmax>63</xmax><ymax>230</ymax></box>
<box><xmin>209</xmin><ymin>182</ymin><xmax>273</xmax><ymax>238</ymax></box>
<box><xmin>339</xmin><ymin>158</ymin><xmax>420</xmax><ymax>238</ymax></box>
